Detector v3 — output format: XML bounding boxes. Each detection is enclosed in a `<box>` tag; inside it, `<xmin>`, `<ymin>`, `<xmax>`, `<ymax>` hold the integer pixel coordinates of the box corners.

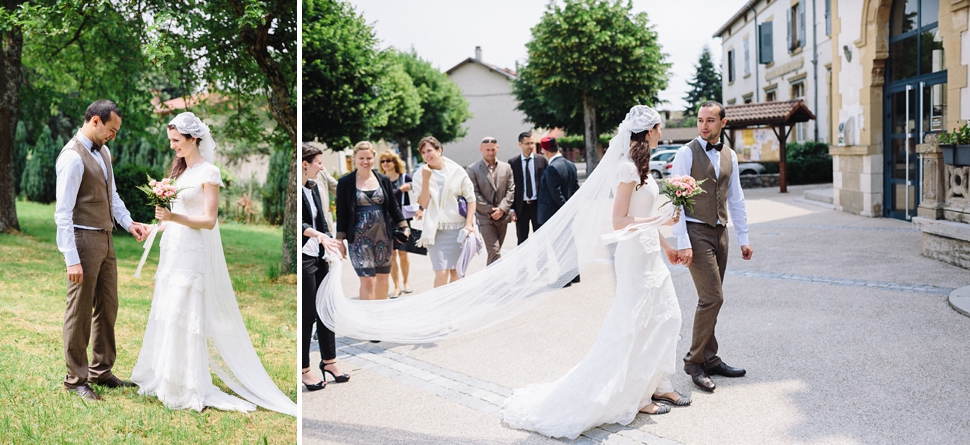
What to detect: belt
<box><xmin>356</xmin><ymin>205</ymin><xmax>382</xmax><ymax>212</ymax></box>
<box><xmin>523</xmin><ymin>199</ymin><xmax>537</xmax><ymax>205</ymax></box>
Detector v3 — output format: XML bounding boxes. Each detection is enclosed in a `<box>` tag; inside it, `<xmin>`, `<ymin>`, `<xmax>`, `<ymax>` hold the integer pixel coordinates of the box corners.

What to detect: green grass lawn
<box><xmin>0</xmin><ymin>201</ymin><xmax>296</xmax><ymax>444</ymax></box>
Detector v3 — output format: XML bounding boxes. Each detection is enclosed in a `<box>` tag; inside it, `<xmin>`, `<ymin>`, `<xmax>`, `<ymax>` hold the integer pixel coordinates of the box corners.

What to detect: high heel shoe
<box><xmin>302</xmin><ymin>369</ymin><xmax>326</xmax><ymax>391</ymax></box>
<box><xmin>320</xmin><ymin>362</ymin><xmax>350</xmax><ymax>383</ymax></box>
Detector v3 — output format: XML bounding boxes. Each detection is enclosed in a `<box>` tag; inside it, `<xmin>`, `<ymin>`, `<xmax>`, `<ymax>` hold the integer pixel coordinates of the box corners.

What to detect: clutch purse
<box><xmin>393</xmin><ymin>227</ymin><xmax>409</xmax><ymax>244</ymax></box>
<box><xmin>458</xmin><ymin>196</ymin><xmax>468</xmax><ymax>217</ymax></box>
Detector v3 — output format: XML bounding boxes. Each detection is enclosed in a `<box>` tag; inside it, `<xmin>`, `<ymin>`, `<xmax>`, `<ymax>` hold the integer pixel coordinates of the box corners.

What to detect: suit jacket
<box><xmin>466</xmin><ymin>159</ymin><xmax>515</xmax><ymax>223</ymax></box>
<box><xmin>335</xmin><ymin>169</ymin><xmax>406</xmax><ymax>244</ymax></box>
<box><xmin>537</xmin><ymin>155</ymin><xmax>579</xmax><ymax>225</ymax></box>
<box><xmin>508</xmin><ymin>154</ymin><xmax>547</xmax><ymax>215</ymax></box>
<box><xmin>315</xmin><ymin>166</ymin><xmax>339</xmax><ymax>231</ymax></box>
<box><xmin>301</xmin><ymin>181</ymin><xmax>332</xmax><ymax>258</ymax></box>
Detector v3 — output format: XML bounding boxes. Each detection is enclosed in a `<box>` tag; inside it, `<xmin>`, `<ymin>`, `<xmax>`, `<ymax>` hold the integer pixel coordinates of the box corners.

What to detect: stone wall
<box><xmin>913</xmin><ymin>135</ymin><xmax>970</xmax><ymax>269</ymax></box>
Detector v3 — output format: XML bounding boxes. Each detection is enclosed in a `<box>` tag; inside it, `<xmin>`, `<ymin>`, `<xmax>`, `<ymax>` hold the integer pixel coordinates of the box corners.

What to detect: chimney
<box><xmin>474</xmin><ymin>46</ymin><xmax>482</xmax><ymax>62</ymax></box>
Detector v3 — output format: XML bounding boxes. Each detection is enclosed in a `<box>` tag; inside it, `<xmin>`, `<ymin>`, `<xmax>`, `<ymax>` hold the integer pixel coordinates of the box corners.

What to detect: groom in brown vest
<box><xmin>670</xmin><ymin>101</ymin><xmax>753</xmax><ymax>392</ymax></box>
<box><xmin>54</xmin><ymin>100</ymin><xmax>149</xmax><ymax>401</ymax></box>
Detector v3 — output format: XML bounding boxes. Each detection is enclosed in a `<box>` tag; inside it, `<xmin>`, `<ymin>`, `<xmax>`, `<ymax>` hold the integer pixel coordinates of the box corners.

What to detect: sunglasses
<box><xmin>380</xmin><ymin>159</ymin><xmax>395</xmax><ymax>163</ymax></box>
<box><xmin>481</xmin><ymin>138</ymin><xmax>497</xmax><ymax>144</ymax></box>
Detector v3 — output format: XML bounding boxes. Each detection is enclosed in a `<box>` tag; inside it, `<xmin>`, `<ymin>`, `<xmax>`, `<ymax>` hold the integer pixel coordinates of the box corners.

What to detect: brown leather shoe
<box><xmin>684</xmin><ymin>364</ymin><xmax>716</xmax><ymax>392</ymax></box>
<box><xmin>91</xmin><ymin>375</ymin><xmax>137</xmax><ymax>388</ymax></box>
<box><xmin>69</xmin><ymin>384</ymin><xmax>102</xmax><ymax>401</ymax></box>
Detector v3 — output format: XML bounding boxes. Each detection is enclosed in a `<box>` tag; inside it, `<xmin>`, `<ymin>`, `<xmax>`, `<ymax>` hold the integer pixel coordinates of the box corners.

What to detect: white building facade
<box><xmin>716</xmin><ymin>0</ymin><xmax>834</xmax><ymax>146</ymax></box>
<box><xmin>444</xmin><ymin>48</ymin><xmax>531</xmax><ymax>167</ymax></box>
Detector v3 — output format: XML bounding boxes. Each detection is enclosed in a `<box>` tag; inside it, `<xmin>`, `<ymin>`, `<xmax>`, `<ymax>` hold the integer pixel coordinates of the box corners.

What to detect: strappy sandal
<box><xmin>639</xmin><ymin>402</ymin><xmax>671</xmax><ymax>415</ymax></box>
<box><xmin>652</xmin><ymin>391</ymin><xmax>692</xmax><ymax>406</ymax></box>
<box><xmin>302</xmin><ymin>369</ymin><xmax>325</xmax><ymax>391</ymax></box>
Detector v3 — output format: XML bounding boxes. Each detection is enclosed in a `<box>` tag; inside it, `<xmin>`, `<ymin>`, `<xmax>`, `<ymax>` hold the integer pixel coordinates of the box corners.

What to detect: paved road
<box><xmin>303</xmin><ymin>184</ymin><xmax>970</xmax><ymax>445</ymax></box>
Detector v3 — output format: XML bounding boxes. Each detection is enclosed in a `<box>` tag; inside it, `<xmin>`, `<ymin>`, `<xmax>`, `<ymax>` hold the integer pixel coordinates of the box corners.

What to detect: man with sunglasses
<box><xmin>466</xmin><ymin>136</ymin><xmax>515</xmax><ymax>265</ymax></box>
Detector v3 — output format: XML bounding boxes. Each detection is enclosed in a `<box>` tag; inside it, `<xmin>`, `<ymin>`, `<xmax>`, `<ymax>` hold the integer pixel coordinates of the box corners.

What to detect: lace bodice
<box><xmin>616</xmin><ymin>160</ymin><xmax>658</xmax><ymax>218</ymax></box>
<box><xmin>172</xmin><ymin>162</ymin><xmax>223</xmax><ymax>215</ymax></box>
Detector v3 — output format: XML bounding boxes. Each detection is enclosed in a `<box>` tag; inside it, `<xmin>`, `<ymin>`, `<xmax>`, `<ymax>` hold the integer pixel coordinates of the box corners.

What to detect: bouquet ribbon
<box><xmin>134</xmin><ymin>224</ymin><xmax>160</xmax><ymax>278</ymax></box>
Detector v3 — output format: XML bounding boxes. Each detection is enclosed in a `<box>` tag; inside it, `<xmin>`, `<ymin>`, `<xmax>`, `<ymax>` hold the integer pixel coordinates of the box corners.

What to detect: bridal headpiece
<box><xmin>169</xmin><ymin>112</ymin><xmax>216</xmax><ymax>163</ymax></box>
<box><xmin>612</xmin><ymin>105</ymin><xmax>662</xmax><ymax>162</ymax></box>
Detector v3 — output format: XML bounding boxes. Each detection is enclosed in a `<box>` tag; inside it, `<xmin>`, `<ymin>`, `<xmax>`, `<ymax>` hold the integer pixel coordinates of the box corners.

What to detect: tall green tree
<box><xmin>516</xmin><ymin>0</ymin><xmax>669</xmax><ymax>172</ymax></box>
<box><xmin>683</xmin><ymin>46</ymin><xmax>722</xmax><ymax>117</ymax></box>
<box><xmin>302</xmin><ymin>0</ymin><xmax>384</xmax><ymax>149</ymax></box>
<box><xmin>376</xmin><ymin>49</ymin><xmax>470</xmax><ymax>168</ymax></box>
<box><xmin>20</xmin><ymin>126</ymin><xmax>59</xmax><ymax>204</ymax></box>
<box><xmin>0</xmin><ymin>0</ymin><xmax>29</xmax><ymax>232</ymax></box>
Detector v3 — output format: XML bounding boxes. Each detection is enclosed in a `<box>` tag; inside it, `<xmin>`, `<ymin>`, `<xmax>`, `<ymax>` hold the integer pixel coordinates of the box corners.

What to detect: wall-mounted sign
<box><xmin>731</xmin><ymin>128</ymin><xmax>780</xmax><ymax>162</ymax></box>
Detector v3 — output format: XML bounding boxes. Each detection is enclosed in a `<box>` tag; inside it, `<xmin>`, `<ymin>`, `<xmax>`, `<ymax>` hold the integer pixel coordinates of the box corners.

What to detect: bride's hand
<box><xmin>155</xmin><ymin>206</ymin><xmax>173</xmax><ymax>222</ymax></box>
<box><xmin>663</xmin><ymin>208</ymin><xmax>681</xmax><ymax>226</ymax></box>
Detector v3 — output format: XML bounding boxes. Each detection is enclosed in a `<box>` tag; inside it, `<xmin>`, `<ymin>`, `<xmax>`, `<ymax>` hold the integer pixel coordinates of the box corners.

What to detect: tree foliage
<box><xmin>683</xmin><ymin>46</ymin><xmax>722</xmax><ymax>117</ymax></box>
<box><xmin>262</xmin><ymin>148</ymin><xmax>290</xmax><ymax>225</ymax></box>
<box><xmin>516</xmin><ymin>0</ymin><xmax>669</xmax><ymax>172</ymax></box>
<box><xmin>20</xmin><ymin>126</ymin><xmax>60</xmax><ymax>204</ymax></box>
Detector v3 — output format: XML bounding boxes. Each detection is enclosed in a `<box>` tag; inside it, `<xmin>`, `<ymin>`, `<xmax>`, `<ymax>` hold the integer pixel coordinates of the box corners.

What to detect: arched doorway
<box><xmin>883</xmin><ymin>0</ymin><xmax>945</xmax><ymax>220</ymax></box>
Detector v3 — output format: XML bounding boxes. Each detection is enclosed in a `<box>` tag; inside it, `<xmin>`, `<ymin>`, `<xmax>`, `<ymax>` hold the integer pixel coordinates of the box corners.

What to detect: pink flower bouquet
<box><xmin>660</xmin><ymin>175</ymin><xmax>707</xmax><ymax>213</ymax></box>
<box><xmin>136</xmin><ymin>175</ymin><xmax>183</xmax><ymax>209</ymax></box>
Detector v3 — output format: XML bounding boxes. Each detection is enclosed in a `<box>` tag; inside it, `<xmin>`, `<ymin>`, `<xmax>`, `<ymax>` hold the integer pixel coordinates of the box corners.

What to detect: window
<box><xmin>792</xmin><ymin>82</ymin><xmax>806</xmax><ymax>142</ymax></box>
<box><xmin>727</xmin><ymin>99</ymin><xmax>737</xmax><ymax>105</ymax></box>
<box><xmin>825</xmin><ymin>0</ymin><xmax>832</xmax><ymax>35</ymax></box>
<box><xmin>766</xmin><ymin>89</ymin><xmax>777</xmax><ymax>102</ymax></box>
<box><xmin>788</xmin><ymin>2</ymin><xmax>806</xmax><ymax>52</ymax></box>
<box><xmin>759</xmin><ymin>22</ymin><xmax>774</xmax><ymax>64</ymax></box>
<box><xmin>743</xmin><ymin>93</ymin><xmax>754</xmax><ymax>104</ymax></box>
<box><xmin>744</xmin><ymin>38</ymin><xmax>751</xmax><ymax>76</ymax></box>
<box><xmin>727</xmin><ymin>49</ymin><xmax>736</xmax><ymax>83</ymax></box>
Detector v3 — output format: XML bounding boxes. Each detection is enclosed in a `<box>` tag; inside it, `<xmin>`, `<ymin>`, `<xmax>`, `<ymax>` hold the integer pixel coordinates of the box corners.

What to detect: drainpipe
<box><xmin>812</xmin><ymin>0</ymin><xmax>819</xmax><ymax>141</ymax></box>
<box><xmin>755</xmin><ymin>4</ymin><xmax>760</xmax><ymax>102</ymax></box>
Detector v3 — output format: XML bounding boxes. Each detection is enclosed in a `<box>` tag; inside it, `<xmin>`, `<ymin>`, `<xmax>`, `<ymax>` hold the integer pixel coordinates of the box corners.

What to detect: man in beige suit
<box><xmin>54</xmin><ymin>100</ymin><xmax>149</xmax><ymax>401</ymax></box>
<box><xmin>466</xmin><ymin>136</ymin><xmax>515</xmax><ymax>265</ymax></box>
<box><xmin>315</xmin><ymin>164</ymin><xmax>339</xmax><ymax>231</ymax></box>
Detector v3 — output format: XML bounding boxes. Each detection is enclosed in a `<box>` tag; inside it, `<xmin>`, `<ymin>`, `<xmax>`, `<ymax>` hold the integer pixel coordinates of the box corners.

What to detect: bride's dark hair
<box><xmin>167</xmin><ymin>125</ymin><xmax>200</xmax><ymax>179</ymax></box>
<box><xmin>629</xmin><ymin>126</ymin><xmax>657</xmax><ymax>190</ymax></box>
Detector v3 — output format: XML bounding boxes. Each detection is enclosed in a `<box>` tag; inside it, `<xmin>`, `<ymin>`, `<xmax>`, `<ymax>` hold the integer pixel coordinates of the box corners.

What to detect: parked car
<box><xmin>648</xmin><ymin>149</ymin><xmax>679</xmax><ymax>179</ymax></box>
<box><xmin>660</xmin><ymin>152</ymin><xmax>767</xmax><ymax>177</ymax></box>
<box><xmin>652</xmin><ymin>144</ymin><xmax>683</xmax><ymax>155</ymax></box>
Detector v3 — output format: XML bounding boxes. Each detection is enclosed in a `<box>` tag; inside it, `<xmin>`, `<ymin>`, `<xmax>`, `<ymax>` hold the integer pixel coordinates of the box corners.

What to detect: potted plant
<box><xmin>936</xmin><ymin>122</ymin><xmax>970</xmax><ymax>167</ymax></box>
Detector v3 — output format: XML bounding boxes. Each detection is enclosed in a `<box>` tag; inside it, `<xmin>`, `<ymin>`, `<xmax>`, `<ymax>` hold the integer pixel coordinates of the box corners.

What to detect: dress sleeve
<box><xmin>616</xmin><ymin>161</ymin><xmax>640</xmax><ymax>184</ymax></box>
<box><xmin>204</xmin><ymin>164</ymin><xmax>225</xmax><ymax>187</ymax></box>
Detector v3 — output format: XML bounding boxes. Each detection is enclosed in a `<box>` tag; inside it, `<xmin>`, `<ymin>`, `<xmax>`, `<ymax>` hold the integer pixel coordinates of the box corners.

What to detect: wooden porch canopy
<box><xmin>722</xmin><ymin>100</ymin><xmax>816</xmax><ymax>193</ymax></box>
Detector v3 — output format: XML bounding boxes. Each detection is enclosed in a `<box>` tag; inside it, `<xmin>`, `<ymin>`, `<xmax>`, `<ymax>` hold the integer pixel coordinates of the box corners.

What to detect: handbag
<box><xmin>401</xmin><ymin>191</ymin><xmax>418</xmax><ymax>219</ymax></box>
<box><xmin>401</xmin><ymin>228</ymin><xmax>428</xmax><ymax>255</ymax></box>
<box><xmin>458</xmin><ymin>196</ymin><xmax>468</xmax><ymax>217</ymax></box>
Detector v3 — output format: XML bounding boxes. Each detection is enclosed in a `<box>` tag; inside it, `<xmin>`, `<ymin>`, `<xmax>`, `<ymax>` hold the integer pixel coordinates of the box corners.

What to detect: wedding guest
<box><xmin>335</xmin><ymin>141</ymin><xmax>409</xmax><ymax>300</ymax></box>
<box><xmin>509</xmin><ymin>131</ymin><xmax>547</xmax><ymax>244</ymax></box>
<box><xmin>377</xmin><ymin>151</ymin><xmax>413</xmax><ymax>298</ymax></box>
<box><xmin>301</xmin><ymin>143</ymin><xmax>349</xmax><ymax>389</ymax></box>
<box><xmin>538</xmin><ymin>136</ymin><xmax>581</xmax><ymax>286</ymax></box>
<box><xmin>412</xmin><ymin>136</ymin><xmax>477</xmax><ymax>288</ymax></box>
<box><xmin>314</xmin><ymin>154</ymin><xmax>339</xmax><ymax>232</ymax></box>
<box><xmin>670</xmin><ymin>100</ymin><xmax>752</xmax><ymax>392</ymax></box>
<box><xmin>467</xmin><ymin>136</ymin><xmax>515</xmax><ymax>265</ymax></box>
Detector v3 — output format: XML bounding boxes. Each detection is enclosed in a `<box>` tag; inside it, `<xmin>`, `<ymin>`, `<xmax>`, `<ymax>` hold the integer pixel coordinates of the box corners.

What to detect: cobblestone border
<box><xmin>333</xmin><ymin>338</ymin><xmax>684</xmax><ymax>445</ymax></box>
<box><xmin>751</xmin><ymin>222</ymin><xmax>920</xmax><ymax>233</ymax></box>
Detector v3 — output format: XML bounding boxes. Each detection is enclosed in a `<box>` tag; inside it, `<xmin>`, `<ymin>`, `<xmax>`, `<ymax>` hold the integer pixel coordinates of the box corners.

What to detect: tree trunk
<box><xmin>396</xmin><ymin>135</ymin><xmax>411</xmax><ymax>172</ymax></box>
<box><xmin>228</xmin><ymin>0</ymin><xmax>298</xmax><ymax>274</ymax></box>
<box><xmin>0</xmin><ymin>12</ymin><xmax>23</xmax><ymax>233</ymax></box>
<box><xmin>582</xmin><ymin>92</ymin><xmax>600</xmax><ymax>174</ymax></box>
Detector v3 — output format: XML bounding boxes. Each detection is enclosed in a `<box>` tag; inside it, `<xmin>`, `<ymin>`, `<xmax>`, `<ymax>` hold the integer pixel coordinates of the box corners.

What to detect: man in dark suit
<box><xmin>537</xmin><ymin>136</ymin><xmax>581</xmax><ymax>286</ymax></box>
<box><xmin>508</xmin><ymin>131</ymin><xmax>547</xmax><ymax>244</ymax></box>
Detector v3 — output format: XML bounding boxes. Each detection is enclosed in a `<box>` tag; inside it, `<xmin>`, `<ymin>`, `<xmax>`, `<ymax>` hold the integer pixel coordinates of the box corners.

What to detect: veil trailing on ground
<box><xmin>319</xmin><ymin>106</ymin><xmax>671</xmax><ymax>344</ymax></box>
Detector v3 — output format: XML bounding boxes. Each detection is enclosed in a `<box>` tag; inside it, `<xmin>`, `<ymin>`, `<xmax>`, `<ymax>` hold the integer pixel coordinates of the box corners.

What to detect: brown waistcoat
<box><xmin>685</xmin><ymin>138</ymin><xmax>732</xmax><ymax>227</ymax></box>
<box><xmin>62</xmin><ymin>137</ymin><xmax>115</xmax><ymax>230</ymax></box>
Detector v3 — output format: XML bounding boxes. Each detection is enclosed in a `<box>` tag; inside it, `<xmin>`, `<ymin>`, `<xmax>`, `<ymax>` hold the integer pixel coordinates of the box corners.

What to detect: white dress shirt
<box><xmin>54</xmin><ymin>132</ymin><xmax>134</xmax><ymax>266</ymax></box>
<box><xmin>518</xmin><ymin>154</ymin><xmax>539</xmax><ymax>201</ymax></box>
<box><xmin>669</xmin><ymin>137</ymin><xmax>750</xmax><ymax>250</ymax></box>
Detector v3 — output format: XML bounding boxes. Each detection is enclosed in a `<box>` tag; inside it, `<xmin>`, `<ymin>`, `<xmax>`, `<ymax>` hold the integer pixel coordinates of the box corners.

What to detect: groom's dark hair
<box><xmin>84</xmin><ymin>100</ymin><xmax>121</xmax><ymax>123</ymax></box>
<box><xmin>698</xmin><ymin>100</ymin><xmax>725</xmax><ymax>120</ymax></box>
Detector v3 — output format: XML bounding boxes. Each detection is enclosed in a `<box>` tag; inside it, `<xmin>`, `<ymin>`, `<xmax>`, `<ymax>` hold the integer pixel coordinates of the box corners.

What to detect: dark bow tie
<box><xmin>90</xmin><ymin>143</ymin><xmax>102</xmax><ymax>153</ymax></box>
<box><xmin>706</xmin><ymin>142</ymin><xmax>723</xmax><ymax>152</ymax></box>
<box><xmin>305</xmin><ymin>179</ymin><xmax>316</xmax><ymax>188</ymax></box>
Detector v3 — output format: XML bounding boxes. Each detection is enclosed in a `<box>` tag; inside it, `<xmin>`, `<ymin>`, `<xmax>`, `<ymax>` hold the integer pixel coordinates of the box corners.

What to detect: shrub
<box><xmin>262</xmin><ymin>149</ymin><xmax>291</xmax><ymax>225</ymax></box>
<box><xmin>785</xmin><ymin>141</ymin><xmax>833</xmax><ymax>185</ymax></box>
<box><xmin>13</xmin><ymin>122</ymin><xmax>27</xmax><ymax>196</ymax></box>
<box><xmin>113</xmin><ymin>163</ymin><xmax>165</xmax><ymax>225</ymax></box>
<box><xmin>21</xmin><ymin>127</ymin><xmax>60</xmax><ymax>204</ymax></box>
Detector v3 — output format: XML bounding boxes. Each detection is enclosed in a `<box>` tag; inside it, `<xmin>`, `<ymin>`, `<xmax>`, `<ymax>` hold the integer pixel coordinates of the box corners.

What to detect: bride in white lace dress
<box><xmin>131</xmin><ymin>112</ymin><xmax>296</xmax><ymax>416</ymax></box>
<box><xmin>502</xmin><ymin>106</ymin><xmax>689</xmax><ymax>439</ymax></box>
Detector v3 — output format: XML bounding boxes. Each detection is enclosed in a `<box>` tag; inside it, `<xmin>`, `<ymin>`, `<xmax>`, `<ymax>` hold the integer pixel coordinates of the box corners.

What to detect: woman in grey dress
<box><xmin>335</xmin><ymin>141</ymin><xmax>409</xmax><ymax>300</ymax></box>
<box><xmin>412</xmin><ymin>136</ymin><xmax>477</xmax><ymax>288</ymax></box>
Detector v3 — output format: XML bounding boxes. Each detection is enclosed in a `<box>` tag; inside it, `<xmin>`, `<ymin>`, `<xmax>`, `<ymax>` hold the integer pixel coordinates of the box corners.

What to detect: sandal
<box><xmin>652</xmin><ymin>391</ymin><xmax>691</xmax><ymax>406</ymax></box>
<box><xmin>302</xmin><ymin>369</ymin><xmax>325</xmax><ymax>391</ymax></box>
<box><xmin>639</xmin><ymin>402</ymin><xmax>670</xmax><ymax>415</ymax></box>
<box><xmin>402</xmin><ymin>286</ymin><xmax>413</xmax><ymax>294</ymax></box>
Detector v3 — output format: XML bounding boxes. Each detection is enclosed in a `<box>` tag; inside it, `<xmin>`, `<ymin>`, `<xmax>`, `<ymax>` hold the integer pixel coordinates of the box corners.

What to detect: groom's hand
<box><xmin>740</xmin><ymin>245</ymin><xmax>753</xmax><ymax>260</ymax></box>
<box><xmin>129</xmin><ymin>223</ymin><xmax>148</xmax><ymax>242</ymax></box>
<box><xmin>677</xmin><ymin>248</ymin><xmax>693</xmax><ymax>267</ymax></box>
<box><xmin>67</xmin><ymin>264</ymin><xmax>83</xmax><ymax>284</ymax></box>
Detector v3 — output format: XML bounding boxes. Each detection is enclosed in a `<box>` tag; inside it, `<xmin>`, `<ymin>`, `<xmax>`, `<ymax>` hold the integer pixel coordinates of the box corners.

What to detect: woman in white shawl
<box><xmin>412</xmin><ymin>136</ymin><xmax>477</xmax><ymax>288</ymax></box>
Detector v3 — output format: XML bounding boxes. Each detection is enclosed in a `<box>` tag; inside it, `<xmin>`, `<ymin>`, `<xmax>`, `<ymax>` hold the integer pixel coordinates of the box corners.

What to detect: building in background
<box><xmin>445</xmin><ymin>47</ymin><xmax>531</xmax><ymax>167</ymax></box>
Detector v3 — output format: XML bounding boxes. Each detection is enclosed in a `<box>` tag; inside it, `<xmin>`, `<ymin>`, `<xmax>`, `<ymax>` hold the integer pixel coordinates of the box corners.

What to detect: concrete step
<box><xmin>803</xmin><ymin>186</ymin><xmax>834</xmax><ymax>204</ymax></box>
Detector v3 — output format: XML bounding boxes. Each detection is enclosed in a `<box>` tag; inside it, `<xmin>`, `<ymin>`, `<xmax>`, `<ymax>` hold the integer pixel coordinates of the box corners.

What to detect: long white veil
<box><xmin>180</xmin><ymin>112</ymin><xmax>297</xmax><ymax>416</ymax></box>
<box><xmin>318</xmin><ymin>106</ymin><xmax>670</xmax><ymax>344</ymax></box>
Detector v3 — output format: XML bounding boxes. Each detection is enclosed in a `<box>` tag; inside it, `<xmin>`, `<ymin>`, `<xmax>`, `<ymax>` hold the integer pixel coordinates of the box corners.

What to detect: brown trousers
<box><xmin>478</xmin><ymin>219</ymin><xmax>508</xmax><ymax>266</ymax></box>
<box><xmin>64</xmin><ymin>229</ymin><xmax>119</xmax><ymax>388</ymax></box>
<box><xmin>683</xmin><ymin>222</ymin><xmax>729</xmax><ymax>369</ymax></box>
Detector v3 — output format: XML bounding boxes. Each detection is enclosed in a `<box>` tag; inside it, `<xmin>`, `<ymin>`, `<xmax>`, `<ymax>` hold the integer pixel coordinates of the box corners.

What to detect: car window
<box><xmin>659</xmin><ymin>152</ymin><xmax>676</xmax><ymax>162</ymax></box>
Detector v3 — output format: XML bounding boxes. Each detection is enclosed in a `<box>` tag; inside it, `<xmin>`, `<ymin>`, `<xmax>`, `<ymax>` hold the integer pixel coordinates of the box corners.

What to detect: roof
<box><xmin>724</xmin><ymin>100</ymin><xmax>816</xmax><ymax>128</ymax></box>
<box><xmin>714</xmin><ymin>0</ymin><xmax>759</xmax><ymax>38</ymax></box>
<box><xmin>151</xmin><ymin>92</ymin><xmax>222</xmax><ymax>115</ymax></box>
<box><xmin>445</xmin><ymin>58</ymin><xmax>518</xmax><ymax>80</ymax></box>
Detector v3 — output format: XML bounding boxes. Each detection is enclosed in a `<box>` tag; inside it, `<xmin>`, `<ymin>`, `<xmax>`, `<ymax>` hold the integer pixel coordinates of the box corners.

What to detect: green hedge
<box><xmin>113</xmin><ymin>163</ymin><xmax>165</xmax><ymax>225</ymax></box>
<box><xmin>20</xmin><ymin>127</ymin><xmax>61</xmax><ymax>204</ymax></box>
<box><xmin>785</xmin><ymin>141</ymin><xmax>833</xmax><ymax>185</ymax></box>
